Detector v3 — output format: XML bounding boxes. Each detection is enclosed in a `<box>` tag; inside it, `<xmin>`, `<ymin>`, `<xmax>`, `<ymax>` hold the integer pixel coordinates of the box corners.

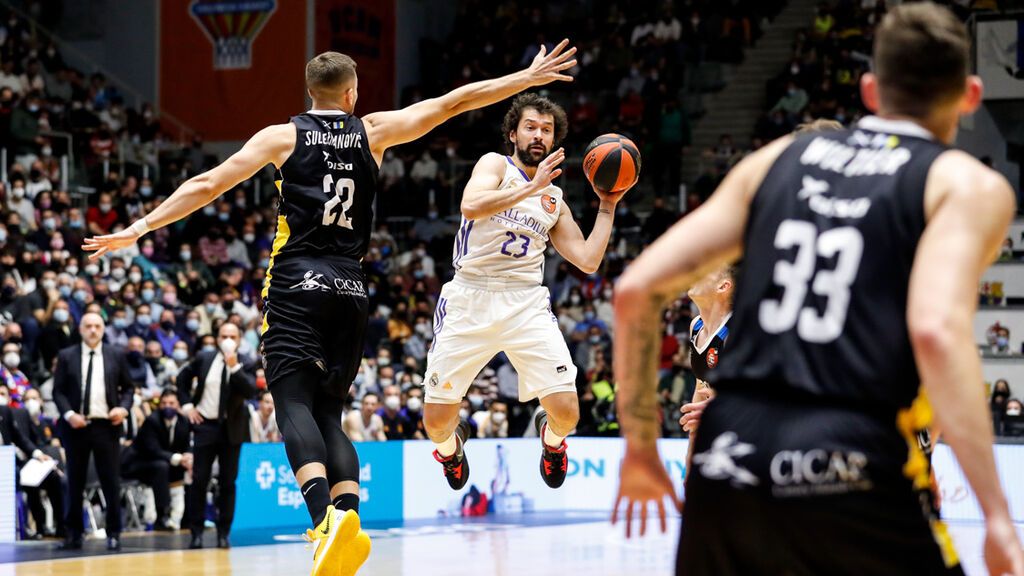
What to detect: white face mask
<box><xmin>25</xmin><ymin>398</ymin><xmax>41</xmax><ymax>416</ymax></box>
<box><xmin>384</xmin><ymin>396</ymin><xmax>401</xmax><ymax>411</ymax></box>
<box><xmin>490</xmin><ymin>412</ymin><xmax>506</xmax><ymax>425</ymax></box>
<box><xmin>0</xmin><ymin>395</ymin><xmax>8</xmax><ymax>406</ymax></box>
<box><xmin>458</xmin><ymin>408</ymin><xmax>469</xmax><ymax>420</ymax></box>
<box><xmin>133</xmin><ymin>394</ymin><xmax>142</xmax><ymax>407</ymax></box>
<box><xmin>219</xmin><ymin>338</ymin><xmax>238</xmax><ymax>355</ymax></box>
<box><xmin>2</xmin><ymin>352</ymin><xmax>19</xmax><ymax>369</ymax></box>
<box><xmin>1009</xmin><ymin>408</ymin><xmax>1022</xmax><ymax>417</ymax></box>
<box><xmin>406</xmin><ymin>397</ymin><xmax>423</xmax><ymax>412</ymax></box>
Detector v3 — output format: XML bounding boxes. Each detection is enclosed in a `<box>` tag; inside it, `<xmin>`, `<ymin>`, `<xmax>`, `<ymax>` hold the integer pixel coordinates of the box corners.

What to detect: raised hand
<box><xmin>526</xmin><ymin>39</ymin><xmax>577</xmax><ymax>86</ymax></box>
<box><xmin>532</xmin><ymin>148</ymin><xmax>565</xmax><ymax>189</ymax></box>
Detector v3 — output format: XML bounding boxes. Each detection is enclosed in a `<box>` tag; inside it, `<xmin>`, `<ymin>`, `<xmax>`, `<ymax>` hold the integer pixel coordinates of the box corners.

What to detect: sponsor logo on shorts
<box><xmin>443</xmin><ymin>382</ymin><xmax>453</xmax><ymax>390</ymax></box>
<box><xmin>769</xmin><ymin>449</ymin><xmax>873</xmax><ymax>497</ymax></box>
<box><xmin>540</xmin><ymin>194</ymin><xmax>558</xmax><ymax>214</ymax></box>
<box><xmin>706</xmin><ymin>347</ymin><xmax>719</xmax><ymax>368</ymax></box>
<box><xmin>290</xmin><ymin>270</ymin><xmax>366</xmax><ymax>298</ymax></box>
<box><xmin>556</xmin><ymin>365</ymin><xmax>568</xmax><ymax>374</ymax></box>
<box><xmin>693</xmin><ymin>432</ymin><xmax>759</xmax><ymax>487</ymax></box>
<box><xmin>429</xmin><ymin>373</ymin><xmax>439</xmax><ymax>388</ymax></box>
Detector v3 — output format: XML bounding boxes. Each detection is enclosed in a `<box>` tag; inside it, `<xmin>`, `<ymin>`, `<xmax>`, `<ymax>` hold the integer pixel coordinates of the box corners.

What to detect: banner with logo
<box><xmin>0</xmin><ymin>447</ymin><xmax>13</xmax><ymax>543</ymax></box>
<box><xmin>314</xmin><ymin>0</ymin><xmax>396</xmax><ymax>114</ymax></box>
<box><xmin>933</xmin><ymin>443</ymin><xmax>1024</xmax><ymax>523</ymax></box>
<box><xmin>401</xmin><ymin>438</ymin><xmax>689</xmax><ymax>519</ymax></box>
<box><xmin>159</xmin><ymin>0</ymin><xmax>307</xmax><ymax>141</ymax></box>
<box><xmin>234</xmin><ymin>441</ymin><xmax>403</xmax><ymax>530</ymax></box>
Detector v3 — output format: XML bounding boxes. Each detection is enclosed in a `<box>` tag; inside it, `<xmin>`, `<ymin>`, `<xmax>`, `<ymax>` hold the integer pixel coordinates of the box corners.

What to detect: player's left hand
<box><xmin>83</xmin><ymin>228</ymin><xmax>142</xmax><ymax>261</ymax></box>
<box><xmin>680</xmin><ymin>398</ymin><xmax>712</xmax><ymax>433</ymax></box>
<box><xmin>612</xmin><ymin>444</ymin><xmax>682</xmax><ymax>538</ymax></box>
<box><xmin>525</xmin><ymin>39</ymin><xmax>577</xmax><ymax>86</ymax></box>
<box><xmin>594</xmin><ymin>189</ymin><xmax>627</xmax><ymax>206</ymax></box>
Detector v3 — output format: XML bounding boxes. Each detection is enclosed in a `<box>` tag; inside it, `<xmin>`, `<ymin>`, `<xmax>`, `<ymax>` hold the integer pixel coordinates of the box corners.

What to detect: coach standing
<box><xmin>177</xmin><ymin>322</ymin><xmax>257</xmax><ymax>549</ymax></box>
<box><xmin>53</xmin><ymin>312</ymin><xmax>134</xmax><ymax>551</ymax></box>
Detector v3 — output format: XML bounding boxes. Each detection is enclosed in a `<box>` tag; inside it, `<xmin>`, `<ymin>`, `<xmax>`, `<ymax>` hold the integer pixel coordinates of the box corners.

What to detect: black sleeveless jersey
<box><xmin>689</xmin><ymin>315</ymin><xmax>730</xmax><ymax>383</ymax></box>
<box><xmin>272</xmin><ymin>112</ymin><xmax>378</xmax><ymax>261</ymax></box>
<box><xmin>711</xmin><ymin>117</ymin><xmax>948</xmax><ymax>412</ymax></box>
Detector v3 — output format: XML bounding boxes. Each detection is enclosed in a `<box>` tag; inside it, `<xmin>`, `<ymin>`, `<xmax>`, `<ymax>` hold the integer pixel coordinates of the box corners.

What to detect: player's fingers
<box><xmin>554</xmin><ymin>47</ymin><xmax>577</xmax><ymax>64</ymax></box>
<box><xmin>548</xmin><ymin>38</ymin><xmax>569</xmax><ymax>58</ymax></box>
<box><xmin>611</xmin><ymin>494</ymin><xmax>622</xmax><ymax>525</ymax></box>
<box><xmin>640</xmin><ymin>502</ymin><xmax>649</xmax><ymax>537</ymax></box>
<box><xmin>536</xmin><ymin>44</ymin><xmax>547</xmax><ymax>59</ymax></box>
<box><xmin>624</xmin><ymin>500</ymin><xmax>634</xmax><ymax>538</ymax></box>
<box><xmin>556</xmin><ymin>59</ymin><xmax>578</xmax><ymax>71</ymax></box>
<box><xmin>89</xmin><ymin>247</ymin><xmax>108</xmax><ymax>261</ymax></box>
<box><xmin>549</xmin><ymin>169</ymin><xmax>563</xmax><ymax>180</ymax></box>
<box><xmin>657</xmin><ymin>499</ymin><xmax>667</xmax><ymax>533</ymax></box>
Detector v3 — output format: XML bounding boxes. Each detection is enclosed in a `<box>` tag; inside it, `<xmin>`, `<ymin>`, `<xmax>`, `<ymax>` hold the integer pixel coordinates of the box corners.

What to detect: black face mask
<box><xmin>223</xmin><ymin>301</ymin><xmax>235</xmax><ymax>311</ymax></box>
<box><xmin>161</xmin><ymin>320</ymin><xmax>175</xmax><ymax>332</ymax></box>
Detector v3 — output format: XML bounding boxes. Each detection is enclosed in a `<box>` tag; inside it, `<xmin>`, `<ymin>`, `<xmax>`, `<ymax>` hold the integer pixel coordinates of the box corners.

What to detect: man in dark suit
<box><xmin>52</xmin><ymin>312</ymin><xmax>134</xmax><ymax>551</ymax></box>
<box><xmin>1</xmin><ymin>397</ymin><xmax>57</xmax><ymax>540</ymax></box>
<box><xmin>123</xmin><ymin>387</ymin><xmax>192</xmax><ymax>530</ymax></box>
<box><xmin>176</xmin><ymin>322</ymin><xmax>256</xmax><ymax>549</ymax></box>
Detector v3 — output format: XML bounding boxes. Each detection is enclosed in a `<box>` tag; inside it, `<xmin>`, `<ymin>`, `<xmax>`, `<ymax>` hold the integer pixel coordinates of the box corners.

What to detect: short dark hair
<box><xmin>160</xmin><ymin>387</ymin><xmax>178</xmax><ymax>401</ymax></box>
<box><xmin>305</xmin><ymin>52</ymin><xmax>357</xmax><ymax>95</ymax></box>
<box><xmin>873</xmin><ymin>4</ymin><xmax>969</xmax><ymax>118</ymax></box>
<box><xmin>501</xmin><ymin>93</ymin><xmax>568</xmax><ymax>153</ymax></box>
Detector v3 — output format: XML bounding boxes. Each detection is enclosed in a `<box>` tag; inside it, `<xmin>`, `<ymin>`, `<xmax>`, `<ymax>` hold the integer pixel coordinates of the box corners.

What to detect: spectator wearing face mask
<box><xmin>1003</xmin><ymin>399</ymin><xmax>1024</xmax><ymax>437</ymax></box>
<box><xmin>476</xmin><ymin>401</ymin><xmax>509</xmax><ymax>439</ymax></box>
<box><xmin>105</xmin><ymin>308</ymin><xmax>130</xmax><ymax>348</ymax></box>
<box><xmin>993</xmin><ymin>327</ymin><xmax>1012</xmax><ymax>355</ymax></box>
<box><xmin>124</xmin><ymin>336</ymin><xmax>157</xmax><ymax>395</ymax></box>
<box><xmin>458</xmin><ymin>398</ymin><xmax>479</xmax><ymax>438</ymax></box>
<box><xmin>40</xmin><ymin>299</ymin><xmax>77</xmax><ymax>368</ymax></box>
<box><xmin>248</xmin><ymin>390</ymin><xmax>281</xmax><ymax>443</ymax></box>
<box><xmin>991</xmin><ymin>379</ymin><xmax>1012</xmax><ymax>435</ymax></box>
<box><xmin>154</xmin><ymin>310</ymin><xmax>182</xmax><ymax>357</ymax></box>
<box><xmin>7</xmin><ymin>176</ymin><xmax>36</xmax><ymax>232</ymax></box>
<box><xmin>401</xmin><ymin>387</ymin><xmax>426</xmax><ymax>439</ymax></box>
<box><xmin>15</xmin><ymin>386</ymin><xmax>66</xmax><ymax>538</ymax></box>
<box><xmin>377</xmin><ymin>384</ymin><xmax>410</xmax><ymax>440</ymax></box>
<box><xmin>133</xmin><ymin>238</ymin><xmax>163</xmax><ymax>281</ymax></box>
<box><xmin>85</xmin><ymin>192</ymin><xmax>118</xmax><ymax>235</ymax></box>
<box><xmin>128</xmin><ymin>304</ymin><xmax>155</xmax><ymax>340</ymax></box>
<box><xmin>0</xmin><ymin>342</ymin><xmax>30</xmax><ymax>405</ymax></box>
<box><xmin>145</xmin><ymin>340</ymin><xmax>178</xmax><ymax>390</ymax></box>
<box><xmin>563</xmin><ymin>287</ymin><xmax>585</xmax><ymax>322</ymax></box>
<box><xmin>343</xmin><ymin>393</ymin><xmax>387</xmax><ymax>442</ymax></box>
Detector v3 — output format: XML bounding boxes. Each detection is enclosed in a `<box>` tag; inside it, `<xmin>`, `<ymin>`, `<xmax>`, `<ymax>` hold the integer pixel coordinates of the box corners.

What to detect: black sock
<box><xmin>333</xmin><ymin>492</ymin><xmax>360</xmax><ymax>514</ymax></box>
<box><xmin>302</xmin><ymin>478</ymin><xmax>332</xmax><ymax>527</ymax></box>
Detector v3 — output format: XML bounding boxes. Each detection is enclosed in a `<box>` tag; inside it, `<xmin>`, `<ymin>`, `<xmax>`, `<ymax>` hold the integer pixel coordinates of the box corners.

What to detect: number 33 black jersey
<box><xmin>712</xmin><ymin>117</ymin><xmax>948</xmax><ymax>411</ymax></box>
<box><xmin>273</xmin><ymin>112</ymin><xmax>379</xmax><ymax>261</ymax></box>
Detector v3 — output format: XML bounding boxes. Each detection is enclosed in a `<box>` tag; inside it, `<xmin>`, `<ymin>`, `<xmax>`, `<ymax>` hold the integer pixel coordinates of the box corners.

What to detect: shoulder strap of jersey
<box><xmin>691</xmin><ymin>317</ymin><xmax>704</xmax><ymax>342</ymax></box>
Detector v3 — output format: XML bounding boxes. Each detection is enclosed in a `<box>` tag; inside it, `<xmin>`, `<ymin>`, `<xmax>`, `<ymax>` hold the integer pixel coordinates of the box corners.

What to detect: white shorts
<box><xmin>423</xmin><ymin>277</ymin><xmax>578</xmax><ymax>404</ymax></box>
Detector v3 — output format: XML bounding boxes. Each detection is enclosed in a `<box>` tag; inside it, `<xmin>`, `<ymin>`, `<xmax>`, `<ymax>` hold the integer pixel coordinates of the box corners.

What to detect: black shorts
<box><xmin>679</xmin><ymin>386</ymin><xmax>962</xmax><ymax>576</ymax></box>
<box><xmin>261</xmin><ymin>255</ymin><xmax>368</xmax><ymax>395</ymax></box>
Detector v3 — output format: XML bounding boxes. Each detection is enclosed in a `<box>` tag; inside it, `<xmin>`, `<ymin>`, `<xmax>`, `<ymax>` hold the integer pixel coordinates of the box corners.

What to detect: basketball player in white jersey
<box><xmin>423</xmin><ymin>93</ymin><xmax>629</xmax><ymax>490</ymax></box>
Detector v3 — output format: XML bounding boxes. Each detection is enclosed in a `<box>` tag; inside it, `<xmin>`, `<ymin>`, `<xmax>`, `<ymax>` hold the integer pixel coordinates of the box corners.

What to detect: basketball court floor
<box><xmin>2</xmin><ymin>513</ymin><xmax>1020</xmax><ymax>576</ymax></box>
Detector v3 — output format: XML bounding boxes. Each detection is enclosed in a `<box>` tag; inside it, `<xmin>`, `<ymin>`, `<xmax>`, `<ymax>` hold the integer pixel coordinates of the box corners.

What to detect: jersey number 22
<box><xmin>322</xmin><ymin>174</ymin><xmax>355</xmax><ymax>229</ymax></box>
<box><xmin>758</xmin><ymin>219</ymin><xmax>863</xmax><ymax>343</ymax></box>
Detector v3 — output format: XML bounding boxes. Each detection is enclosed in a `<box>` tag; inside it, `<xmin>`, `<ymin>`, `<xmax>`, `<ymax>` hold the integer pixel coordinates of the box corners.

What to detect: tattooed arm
<box><xmin>611</xmin><ymin>136</ymin><xmax>791</xmax><ymax>538</ymax></box>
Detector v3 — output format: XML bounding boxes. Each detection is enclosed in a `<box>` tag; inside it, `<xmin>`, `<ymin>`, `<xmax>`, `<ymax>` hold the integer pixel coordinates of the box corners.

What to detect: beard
<box><xmin>515</xmin><ymin>140</ymin><xmax>548</xmax><ymax>167</ymax></box>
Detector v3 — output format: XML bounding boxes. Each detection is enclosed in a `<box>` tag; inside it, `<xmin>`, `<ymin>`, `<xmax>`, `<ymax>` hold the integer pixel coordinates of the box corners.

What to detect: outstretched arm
<box><xmin>548</xmin><ymin>187</ymin><xmax>625</xmax><ymax>274</ymax></box>
<box><xmin>363</xmin><ymin>40</ymin><xmax>577</xmax><ymax>164</ymax></box>
<box><xmin>83</xmin><ymin>123</ymin><xmax>297</xmax><ymax>260</ymax></box>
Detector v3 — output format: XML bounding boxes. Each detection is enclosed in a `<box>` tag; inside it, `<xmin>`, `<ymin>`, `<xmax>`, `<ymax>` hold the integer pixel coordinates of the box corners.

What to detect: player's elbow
<box><xmin>908</xmin><ymin>315</ymin><xmax>960</xmax><ymax>360</ymax></box>
<box><xmin>460</xmin><ymin>201</ymin><xmax>483</xmax><ymax>221</ymax></box>
<box><xmin>577</xmin><ymin>260</ymin><xmax>600</xmax><ymax>275</ymax></box>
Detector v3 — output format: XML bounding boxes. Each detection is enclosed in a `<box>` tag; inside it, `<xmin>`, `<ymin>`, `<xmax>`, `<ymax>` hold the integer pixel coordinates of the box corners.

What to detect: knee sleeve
<box><xmin>313</xmin><ymin>392</ymin><xmax>360</xmax><ymax>484</ymax></box>
<box><xmin>271</xmin><ymin>365</ymin><xmax>328</xmax><ymax>471</ymax></box>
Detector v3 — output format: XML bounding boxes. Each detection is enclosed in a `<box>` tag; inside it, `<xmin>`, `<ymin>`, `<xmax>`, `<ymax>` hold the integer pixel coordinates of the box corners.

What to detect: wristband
<box><xmin>129</xmin><ymin>218</ymin><xmax>151</xmax><ymax>237</ymax></box>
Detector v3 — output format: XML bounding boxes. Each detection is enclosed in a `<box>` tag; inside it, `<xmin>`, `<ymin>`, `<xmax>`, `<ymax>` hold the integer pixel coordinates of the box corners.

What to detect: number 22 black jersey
<box><xmin>272</xmin><ymin>111</ymin><xmax>379</xmax><ymax>261</ymax></box>
<box><xmin>712</xmin><ymin>117</ymin><xmax>948</xmax><ymax>412</ymax></box>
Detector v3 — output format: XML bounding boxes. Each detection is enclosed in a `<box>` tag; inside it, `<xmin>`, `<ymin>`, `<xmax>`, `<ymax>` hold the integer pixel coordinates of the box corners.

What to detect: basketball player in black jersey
<box><xmin>613</xmin><ymin>5</ymin><xmax>1024</xmax><ymax>575</ymax></box>
<box><xmin>84</xmin><ymin>42</ymin><xmax>578</xmax><ymax>576</ymax></box>
<box><xmin>678</xmin><ymin>266</ymin><xmax>734</xmax><ymax>481</ymax></box>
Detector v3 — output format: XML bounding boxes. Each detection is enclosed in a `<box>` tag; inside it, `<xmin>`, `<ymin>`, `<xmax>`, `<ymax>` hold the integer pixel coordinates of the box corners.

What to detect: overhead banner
<box><xmin>159</xmin><ymin>0</ymin><xmax>307</xmax><ymax>141</ymax></box>
<box><xmin>314</xmin><ymin>0</ymin><xmax>396</xmax><ymax>114</ymax></box>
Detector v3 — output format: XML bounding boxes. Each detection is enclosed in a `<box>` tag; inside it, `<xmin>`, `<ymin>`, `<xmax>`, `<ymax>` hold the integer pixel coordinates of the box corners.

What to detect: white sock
<box><xmin>434</xmin><ymin>432</ymin><xmax>459</xmax><ymax>457</ymax></box>
<box><xmin>543</xmin><ymin>424</ymin><xmax>566</xmax><ymax>450</ymax></box>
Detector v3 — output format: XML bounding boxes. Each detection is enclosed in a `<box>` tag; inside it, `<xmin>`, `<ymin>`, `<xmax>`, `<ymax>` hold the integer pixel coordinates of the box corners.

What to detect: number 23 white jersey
<box><xmin>452</xmin><ymin>156</ymin><xmax>563</xmax><ymax>285</ymax></box>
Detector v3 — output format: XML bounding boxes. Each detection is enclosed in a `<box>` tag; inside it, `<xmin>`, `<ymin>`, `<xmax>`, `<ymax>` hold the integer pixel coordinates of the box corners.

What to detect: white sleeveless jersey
<box><xmin>452</xmin><ymin>156</ymin><xmax>563</xmax><ymax>285</ymax></box>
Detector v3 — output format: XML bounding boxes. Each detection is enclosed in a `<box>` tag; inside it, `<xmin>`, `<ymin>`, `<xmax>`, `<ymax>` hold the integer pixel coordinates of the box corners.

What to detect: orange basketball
<box><xmin>582</xmin><ymin>133</ymin><xmax>641</xmax><ymax>194</ymax></box>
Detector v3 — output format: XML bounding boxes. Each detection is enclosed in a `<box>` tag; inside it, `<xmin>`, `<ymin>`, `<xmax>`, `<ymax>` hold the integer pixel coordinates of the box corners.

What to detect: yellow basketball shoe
<box><xmin>305</xmin><ymin>506</ymin><xmax>371</xmax><ymax>576</ymax></box>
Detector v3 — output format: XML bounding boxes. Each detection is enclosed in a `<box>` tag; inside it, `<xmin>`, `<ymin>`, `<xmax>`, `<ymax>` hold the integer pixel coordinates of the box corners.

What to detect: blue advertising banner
<box><xmin>234</xmin><ymin>441</ymin><xmax>404</xmax><ymax>531</ymax></box>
